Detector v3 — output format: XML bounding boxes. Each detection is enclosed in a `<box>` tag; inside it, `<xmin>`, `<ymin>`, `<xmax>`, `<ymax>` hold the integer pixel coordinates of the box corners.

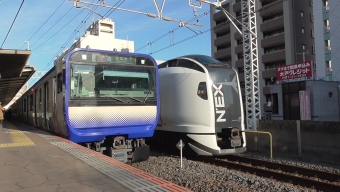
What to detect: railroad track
<box><xmin>150</xmin><ymin>147</ymin><xmax>340</xmax><ymax>191</ymax></box>
<box><xmin>199</xmin><ymin>155</ymin><xmax>340</xmax><ymax>192</ymax></box>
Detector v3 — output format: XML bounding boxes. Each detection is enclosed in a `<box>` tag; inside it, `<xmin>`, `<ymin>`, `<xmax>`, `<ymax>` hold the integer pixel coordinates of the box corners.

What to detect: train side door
<box><xmin>52</xmin><ymin>76</ymin><xmax>59</xmax><ymax>134</ymax></box>
<box><xmin>56</xmin><ymin>72</ymin><xmax>66</xmax><ymax>137</ymax></box>
<box><xmin>34</xmin><ymin>89</ymin><xmax>38</xmax><ymax>126</ymax></box>
<box><xmin>44</xmin><ymin>82</ymin><xmax>50</xmax><ymax>130</ymax></box>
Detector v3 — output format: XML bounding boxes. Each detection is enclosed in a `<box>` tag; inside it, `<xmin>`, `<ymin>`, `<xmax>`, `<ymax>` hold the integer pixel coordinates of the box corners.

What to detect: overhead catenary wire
<box><xmin>31</xmin><ymin>6</ymin><xmax>75</xmax><ymax>50</ymax></box>
<box><xmin>19</xmin><ymin>0</ymin><xmax>66</xmax><ymax>49</ymax></box>
<box><xmin>1</xmin><ymin>0</ymin><xmax>25</xmax><ymax>48</ymax></box>
<box><xmin>135</xmin><ymin>10</ymin><xmax>209</xmax><ymax>52</ymax></box>
<box><xmin>40</xmin><ymin>0</ymin><xmax>101</xmax><ymax>72</ymax></box>
<box><xmin>102</xmin><ymin>0</ymin><xmax>125</xmax><ymax>18</ymax></box>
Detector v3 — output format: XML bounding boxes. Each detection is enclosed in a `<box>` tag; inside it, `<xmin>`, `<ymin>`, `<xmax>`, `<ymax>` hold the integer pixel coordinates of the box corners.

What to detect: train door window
<box><xmin>29</xmin><ymin>94</ymin><xmax>33</xmax><ymax>111</ymax></box>
<box><xmin>35</xmin><ymin>89</ymin><xmax>38</xmax><ymax>109</ymax></box>
<box><xmin>167</xmin><ymin>59</ymin><xmax>178</xmax><ymax>67</ymax></box>
<box><xmin>23</xmin><ymin>98</ymin><xmax>27</xmax><ymax>112</ymax></box>
<box><xmin>177</xmin><ymin>59</ymin><xmax>205</xmax><ymax>73</ymax></box>
<box><xmin>39</xmin><ymin>88</ymin><xmax>42</xmax><ymax>110</ymax></box>
<box><xmin>57</xmin><ymin>73</ymin><xmax>63</xmax><ymax>94</ymax></box>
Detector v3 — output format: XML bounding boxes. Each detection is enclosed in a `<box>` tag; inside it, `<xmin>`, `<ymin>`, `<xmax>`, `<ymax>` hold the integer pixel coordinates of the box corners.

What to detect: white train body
<box><xmin>155</xmin><ymin>55</ymin><xmax>246</xmax><ymax>156</ymax></box>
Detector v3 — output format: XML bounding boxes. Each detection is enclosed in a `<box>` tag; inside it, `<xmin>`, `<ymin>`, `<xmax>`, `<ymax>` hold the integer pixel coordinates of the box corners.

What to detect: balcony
<box><xmin>263</xmin><ymin>86</ymin><xmax>271</xmax><ymax>95</ymax></box>
<box><xmin>238</xmin><ymin>73</ymin><xmax>245</xmax><ymax>82</ymax></box>
<box><xmin>324</xmin><ymin>25</ymin><xmax>330</xmax><ymax>33</ymax></box>
<box><xmin>235</xmin><ymin>58</ymin><xmax>244</xmax><ymax>68</ymax></box>
<box><xmin>325</xmin><ymin>46</ymin><xmax>331</xmax><ymax>53</ymax></box>
<box><xmin>261</xmin><ymin>33</ymin><xmax>285</xmax><ymax>48</ymax></box>
<box><xmin>213</xmin><ymin>11</ymin><xmax>226</xmax><ymax>21</ymax></box>
<box><xmin>263</xmin><ymin>103</ymin><xmax>273</xmax><ymax>112</ymax></box>
<box><xmin>260</xmin><ymin>16</ymin><xmax>284</xmax><ymax>32</ymax></box>
<box><xmin>262</xmin><ymin>68</ymin><xmax>277</xmax><ymax>79</ymax></box>
<box><xmin>214</xmin><ymin>33</ymin><xmax>231</xmax><ymax>46</ymax></box>
<box><xmin>262</xmin><ymin>49</ymin><xmax>286</xmax><ymax>63</ymax></box>
<box><xmin>235</xmin><ymin>44</ymin><xmax>243</xmax><ymax>54</ymax></box>
<box><xmin>234</xmin><ymin>31</ymin><xmax>242</xmax><ymax>40</ymax></box>
<box><xmin>323</xmin><ymin>5</ymin><xmax>329</xmax><ymax>13</ymax></box>
<box><xmin>233</xmin><ymin>0</ymin><xmax>241</xmax><ymax>12</ymax></box>
<box><xmin>214</xmin><ymin>47</ymin><xmax>232</xmax><ymax>59</ymax></box>
<box><xmin>259</xmin><ymin>1</ymin><xmax>283</xmax><ymax>18</ymax></box>
<box><xmin>214</xmin><ymin>23</ymin><xmax>231</xmax><ymax>35</ymax></box>
<box><xmin>326</xmin><ymin>68</ymin><xmax>332</xmax><ymax>75</ymax></box>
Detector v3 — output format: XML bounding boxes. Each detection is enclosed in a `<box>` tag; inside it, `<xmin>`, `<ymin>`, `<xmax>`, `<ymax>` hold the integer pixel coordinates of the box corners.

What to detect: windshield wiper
<box><xmin>127</xmin><ymin>97</ymin><xmax>144</xmax><ymax>103</ymax></box>
<box><xmin>143</xmin><ymin>84</ymin><xmax>155</xmax><ymax>103</ymax></box>
<box><xmin>105</xmin><ymin>96</ymin><xmax>124</xmax><ymax>103</ymax></box>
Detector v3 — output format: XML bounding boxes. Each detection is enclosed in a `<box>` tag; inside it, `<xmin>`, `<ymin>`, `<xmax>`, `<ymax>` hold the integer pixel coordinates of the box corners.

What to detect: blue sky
<box><xmin>0</xmin><ymin>0</ymin><xmax>212</xmax><ymax>76</ymax></box>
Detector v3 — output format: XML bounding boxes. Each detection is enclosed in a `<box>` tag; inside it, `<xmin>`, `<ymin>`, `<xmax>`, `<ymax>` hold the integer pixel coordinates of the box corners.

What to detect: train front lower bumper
<box><xmin>186</xmin><ymin>134</ymin><xmax>247</xmax><ymax>156</ymax></box>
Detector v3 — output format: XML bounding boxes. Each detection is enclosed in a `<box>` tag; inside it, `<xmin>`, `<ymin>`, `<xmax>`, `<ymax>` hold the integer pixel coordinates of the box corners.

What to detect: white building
<box><xmin>68</xmin><ymin>18</ymin><xmax>134</xmax><ymax>52</ymax></box>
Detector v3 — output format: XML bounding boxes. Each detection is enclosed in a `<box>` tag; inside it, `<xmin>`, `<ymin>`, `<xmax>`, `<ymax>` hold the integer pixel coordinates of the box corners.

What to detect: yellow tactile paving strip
<box><xmin>0</xmin><ymin>129</ymin><xmax>35</xmax><ymax>148</ymax></box>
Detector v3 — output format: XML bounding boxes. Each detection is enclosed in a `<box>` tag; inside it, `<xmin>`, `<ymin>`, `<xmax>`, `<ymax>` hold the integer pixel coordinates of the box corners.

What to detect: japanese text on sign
<box><xmin>276</xmin><ymin>61</ymin><xmax>313</xmax><ymax>81</ymax></box>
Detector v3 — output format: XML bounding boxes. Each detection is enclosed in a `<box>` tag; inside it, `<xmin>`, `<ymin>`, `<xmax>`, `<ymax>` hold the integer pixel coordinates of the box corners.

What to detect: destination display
<box><xmin>69</xmin><ymin>50</ymin><xmax>154</xmax><ymax>66</ymax></box>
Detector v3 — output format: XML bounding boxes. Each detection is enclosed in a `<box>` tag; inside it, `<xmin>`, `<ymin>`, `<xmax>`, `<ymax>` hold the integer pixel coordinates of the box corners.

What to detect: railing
<box><xmin>263</xmin><ymin>31</ymin><xmax>284</xmax><ymax>39</ymax></box>
<box><xmin>324</xmin><ymin>25</ymin><xmax>330</xmax><ymax>33</ymax></box>
<box><xmin>323</xmin><ymin>5</ymin><xmax>329</xmax><ymax>13</ymax></box>
<box><xmin>326</xmin><ymin>68</ymin><xmax>332</xmax><ymax>75</ymax></box>
<box><xmin>263</xmin><ymin>15</ymin><xmax>283</xmax><ymax>23</ymax></box>
<box><xmin>325</xmin><ymin>46</ymin><xmax>331</xmax><ymax>53</ymax></box>
<box><xmin>264</xmin><ymin>48</ymin><xmax>285</xmax><ymax>55</ymax></box>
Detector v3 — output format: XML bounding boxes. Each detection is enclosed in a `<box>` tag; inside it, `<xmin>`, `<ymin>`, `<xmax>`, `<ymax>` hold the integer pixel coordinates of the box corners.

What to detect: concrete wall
<box><xmin>246</xmin><ymin>120</ymin><xmax>340</xmax><ymax>165</ymax></box>
<box><xmin>307</xmin><ymin>81</ymin><xmax>340</xmax><ymax>121</ymax></box>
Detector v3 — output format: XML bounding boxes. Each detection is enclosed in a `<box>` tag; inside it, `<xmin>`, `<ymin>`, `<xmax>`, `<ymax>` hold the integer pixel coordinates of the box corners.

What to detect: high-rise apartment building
<box><xmin>210</xmin><ymin>0</ymin><xmax>340</xmax><ymax>121</ymax></box>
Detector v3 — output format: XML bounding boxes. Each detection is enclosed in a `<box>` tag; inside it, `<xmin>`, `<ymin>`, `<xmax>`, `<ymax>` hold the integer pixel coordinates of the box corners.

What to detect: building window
<box><xmin>301</xmin><ymin>27</ymin><xmax>305</xmax><ymax>33</ymax></box>
<box><xmin>312</xmin><ymin>45</ymin><xmax>315</xmax><ymax>54</ymax></box>
<box><xmin>302</xmin><ymin>44</ymin><xmax>306</xmax><ymax>50</ymax></box>
<box><xmin>310</xmin><ymin>0</ymin><xmax>313</xmax><ymax>6</ymax></box>
<box><xmin>311</xmin><ymin>30</ymin><xmax>314</xmax><ymax>38</ymax></box>
<box><xmin>237</xmin><ymin>53</ymin><xmax>244</xmax><ymax>60</ymax></box>
<box><xmin>301</xmin><ymin>11</ymin><xmax>304</xmax><ymax>17</ymax></box>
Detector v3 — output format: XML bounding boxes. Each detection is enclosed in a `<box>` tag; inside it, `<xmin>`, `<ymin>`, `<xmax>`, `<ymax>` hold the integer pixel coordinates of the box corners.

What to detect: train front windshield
<box><xmin>207</xmin><ymin>67</ymin><xmax>242</xmax><ymax>130</ymax></box>
<box><xmin>68</xmin><ymin>51</ymin><xmax>156</xmax><ymax>100</ymax></box>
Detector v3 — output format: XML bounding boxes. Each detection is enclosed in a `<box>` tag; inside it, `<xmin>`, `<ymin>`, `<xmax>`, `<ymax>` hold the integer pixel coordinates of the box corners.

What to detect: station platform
<box><xmin>0</xmin><ymin>120</ymin><xmax>191</xmax><ymax>192</ymax></box>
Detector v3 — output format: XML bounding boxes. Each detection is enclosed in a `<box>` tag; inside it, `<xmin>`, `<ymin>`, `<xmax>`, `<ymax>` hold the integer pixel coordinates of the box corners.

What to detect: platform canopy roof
<box><xmin>0</xmin><ymin>49</ymin><xmax>35</xmax><ymax>107</ymax></box>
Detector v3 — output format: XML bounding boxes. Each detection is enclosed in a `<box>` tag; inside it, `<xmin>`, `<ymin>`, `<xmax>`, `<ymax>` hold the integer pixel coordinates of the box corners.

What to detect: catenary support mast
<box><xmin>195</xmin><ymin>0</ymin><xmax>261</xmax><ymax>130</ymax></box>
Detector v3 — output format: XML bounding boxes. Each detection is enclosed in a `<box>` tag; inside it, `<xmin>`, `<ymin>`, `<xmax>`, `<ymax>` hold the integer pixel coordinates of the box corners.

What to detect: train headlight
<box><xmin>197</xmin><ymin>82</ymin><xmax>208</xmax><ymax>100</ymax></box>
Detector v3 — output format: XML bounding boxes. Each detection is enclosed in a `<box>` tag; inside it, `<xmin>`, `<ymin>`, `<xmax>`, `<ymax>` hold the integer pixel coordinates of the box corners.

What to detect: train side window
<box><xmin>167</xmin><ymin>59</ymin><xmax>178</xmax><ymax>67</ymax></box>
<box><xmin>57</xmin><ymin>73</ymin><xmax>63</xmax><ymax>94</ymax></box>
<box><xmin>177</xmin><ymin>59</ymin><xmax>205</xmax><ymax>73</ymax></box>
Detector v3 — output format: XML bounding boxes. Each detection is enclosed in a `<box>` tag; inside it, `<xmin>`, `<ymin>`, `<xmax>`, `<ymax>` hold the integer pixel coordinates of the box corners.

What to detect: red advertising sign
<box><xmin>299</xmin><ymin>91</ymin><xmax>311</xmax><ymax>120</ymax></box>
<box><xmin>276</xmin><ymin>61</ymin><xmax>313</xmax><ymax>81</ymax></box>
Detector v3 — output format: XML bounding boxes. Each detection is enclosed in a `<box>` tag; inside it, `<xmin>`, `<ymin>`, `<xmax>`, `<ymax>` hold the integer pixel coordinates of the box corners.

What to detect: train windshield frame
<box><xmin>67</xmin><ymin>50</ymin><xmax>156</xmax><ymax>100</ymax></box>
<box><xmin>187</xmin><ymin>55</ymin><xmax>223</xmax><ymax>65</ymax></box>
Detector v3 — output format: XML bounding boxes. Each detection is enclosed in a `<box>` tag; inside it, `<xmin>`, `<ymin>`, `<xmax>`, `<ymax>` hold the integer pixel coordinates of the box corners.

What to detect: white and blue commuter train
<box><xmin>152</xmin><ymin>55</ymin><xmax>246</xmax><ymax>156</ymax></box>
<box><xmin>11</xmin><ymin>48</ymin><xmax>160</xmax><ymax>162</ymax></box>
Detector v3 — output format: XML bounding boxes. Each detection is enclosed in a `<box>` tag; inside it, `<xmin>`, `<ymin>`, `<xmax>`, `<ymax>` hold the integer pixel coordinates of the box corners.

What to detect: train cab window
<box><xmin>158</xmin><ymin>62</ymin><xmax>168</xmax><ymax>69</ymax></box>
<box><xmin>167</xmin><ymin>59</ymin><xmax>178</xmax><ymax>67</ymax></box>
<box><xmin>177</xmin><ymin>59</ymin><xmax>205</xmax><ymax>73</ymax></box>
<box><xmin>57</xmin><ymin>73</ymin><xmax>63</xmax><ymax>94</ymax></box>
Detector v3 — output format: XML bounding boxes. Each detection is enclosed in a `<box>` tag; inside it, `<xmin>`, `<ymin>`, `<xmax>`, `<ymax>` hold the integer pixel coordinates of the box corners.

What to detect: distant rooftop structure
<box><xmin>54</xmin><ymin>18</ymin><xmax>134</xmax><ymax>65</ymax></box>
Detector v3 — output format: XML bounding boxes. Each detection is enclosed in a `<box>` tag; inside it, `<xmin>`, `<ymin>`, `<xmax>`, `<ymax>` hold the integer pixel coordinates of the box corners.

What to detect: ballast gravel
<box><xmin>132</xmin><ymin>152</ymin><xmax>316</xmax><ymax>192</ymax></box>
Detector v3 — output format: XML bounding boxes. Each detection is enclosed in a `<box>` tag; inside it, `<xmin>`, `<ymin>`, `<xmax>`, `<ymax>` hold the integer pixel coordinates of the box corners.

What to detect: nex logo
<box><xmin>213</xmin><ymin>84</ymin><xmax>226</xmax><ymax>122</ymax></box>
